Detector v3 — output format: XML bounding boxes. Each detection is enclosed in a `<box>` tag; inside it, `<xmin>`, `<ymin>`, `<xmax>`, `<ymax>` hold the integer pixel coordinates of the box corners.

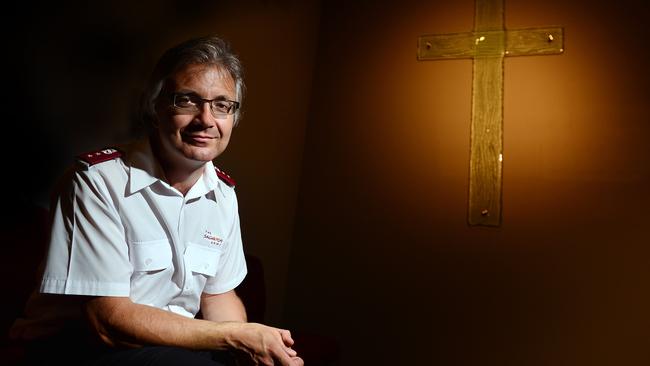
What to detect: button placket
<box><xmin>178</xmin><ymin>200</ymin><xmax>191</xmax><ymax>293</ymax></box>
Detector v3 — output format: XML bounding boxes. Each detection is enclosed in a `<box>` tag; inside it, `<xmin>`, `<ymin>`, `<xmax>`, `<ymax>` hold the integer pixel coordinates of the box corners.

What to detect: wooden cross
<box><xmin>417</xmin><ymin>0</ymin><xmax>564</xmax><ymax>226</ymax></box>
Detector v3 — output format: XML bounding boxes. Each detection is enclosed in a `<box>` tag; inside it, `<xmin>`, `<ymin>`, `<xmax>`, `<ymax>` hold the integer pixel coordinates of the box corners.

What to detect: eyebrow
<box><xmin>175</xmin><ymin>90</ymin><xmax>233</xmax><ymax>101</ymax></box>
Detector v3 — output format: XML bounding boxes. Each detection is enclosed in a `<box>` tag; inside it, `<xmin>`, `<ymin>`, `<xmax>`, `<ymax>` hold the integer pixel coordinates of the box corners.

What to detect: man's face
<box><xmin>154</xmin><ymin>64</ymin><xmax>237</xmax><ymax>166</ymax></box>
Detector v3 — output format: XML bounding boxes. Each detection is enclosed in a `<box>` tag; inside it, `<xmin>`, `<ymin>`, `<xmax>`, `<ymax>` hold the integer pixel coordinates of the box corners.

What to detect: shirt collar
<box><xmin>185</xmin><ymin>160</ymin><xmax>226</xmax><ymax>200</ymax></box>
<box><xmin>125</xmin><ymin>138</ymin><xmax>225</xmax><ymax>199</ymax></box>
<box><xmin>125</xmin><ymin>139</ymin><xmax>164</xmax><ymax>196</ymax></box>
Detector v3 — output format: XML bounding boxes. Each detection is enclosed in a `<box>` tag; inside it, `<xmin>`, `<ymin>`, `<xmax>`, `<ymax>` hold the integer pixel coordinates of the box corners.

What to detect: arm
<box><xmin>199</xmin><ymin>290</ymin><xmax>303</xmax><ymax>364</ymax></box>
<box><xmin>84</xmin><ymin>296</ymin><xmax>303</xmax><ymax>366</ymax></box>
<box><xmin>200</xmin><ymin>290</ymin><xmax>247</xmax><ymax>322</ymax></box>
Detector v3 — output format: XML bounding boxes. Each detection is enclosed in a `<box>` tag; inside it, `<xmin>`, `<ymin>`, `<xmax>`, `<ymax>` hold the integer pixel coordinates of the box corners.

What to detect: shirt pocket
<box><xmin>129</xmin><ymin>239</ymin><xmax>173</xmax><ymax>272</ymax></box>
<box><xmin>184</xmin><ymin>242</ymin><xmax>222</xmax><ymax>277</ymax></box>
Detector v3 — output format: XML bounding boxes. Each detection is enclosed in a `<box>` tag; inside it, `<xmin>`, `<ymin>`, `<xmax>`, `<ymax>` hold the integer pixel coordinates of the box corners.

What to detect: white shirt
<box><xmin>13</xmin><ymin>139</ymin><xmax>247</xmax><ymax>339</ymax></box>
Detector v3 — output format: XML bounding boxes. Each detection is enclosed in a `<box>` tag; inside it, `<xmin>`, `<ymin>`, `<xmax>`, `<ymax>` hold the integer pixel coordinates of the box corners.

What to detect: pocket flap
<box><xmin>185</xmin><ymin>243</ymin><xmax>222</xmax><ymax>277</ymax></box>
<box><xmin>130</xmin><ymin>239</ymin><xmax>173</xmax><ymax>271</ymax></box>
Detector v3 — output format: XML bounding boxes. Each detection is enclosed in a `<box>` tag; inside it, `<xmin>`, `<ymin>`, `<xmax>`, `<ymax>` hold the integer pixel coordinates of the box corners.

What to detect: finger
<box><xmin>279</xmin><ymin>329</ymin><xmax>294</xmax><ymax>346</ymax></box>
<box><xmin>285</xmin><ymin>346</ymin><xmax>297</xmax><ymax>357</ymax></box>
<box><xmin>290</xmin><ymin>356</ymin><xmax>304</xmax><ymax>366</ymax></box>
<box><xmin>271</xmin><ymin>343</ymin><xmax>296</xmax><ymax>366</ymax></box>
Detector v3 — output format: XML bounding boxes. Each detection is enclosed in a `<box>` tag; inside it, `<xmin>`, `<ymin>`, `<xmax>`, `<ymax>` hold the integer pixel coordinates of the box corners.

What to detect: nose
<box><xmin>195</xmin><ymin>101</ymin><xmax>216</xmax><ymax>126</ymax></box>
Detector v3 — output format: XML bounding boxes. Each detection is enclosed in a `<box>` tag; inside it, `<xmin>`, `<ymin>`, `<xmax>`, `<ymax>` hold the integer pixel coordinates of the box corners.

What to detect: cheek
<box><xmin>222</xmin><ymin>126</ymin><xmax>235</xmax><ymax>143</ymax></box>
<box><xmin>162</xmin><ymin>114</ymin><xmax>191</xmax><ymax>132</ymax></box>
<box><xmin>222</xmin><ymin>122</ymin><xmax>234</xmax><ymax>136</ymax></box>
<box><xmin>222</xmin><ymin>117</ymin><xmax>236</xmax><ymax>133</ymax></box>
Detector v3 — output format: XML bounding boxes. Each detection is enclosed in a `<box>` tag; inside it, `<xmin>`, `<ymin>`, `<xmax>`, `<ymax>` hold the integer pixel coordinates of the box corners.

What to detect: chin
<box><xmin>180</xmin><ymin>146</ymin><xmax>221</xmax><ymax>163</ymax></box>
<box><xmin>190</xmin><ymin>152</ymin><xmax>220</xmax><ymax>162</ymax></box>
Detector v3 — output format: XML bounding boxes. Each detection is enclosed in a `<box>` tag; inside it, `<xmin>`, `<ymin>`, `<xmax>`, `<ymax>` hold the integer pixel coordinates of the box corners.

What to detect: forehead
<box><xmin>166</xmin><ymin>64</ymin><xmax>236</xmax><ymax>96</ymax></box>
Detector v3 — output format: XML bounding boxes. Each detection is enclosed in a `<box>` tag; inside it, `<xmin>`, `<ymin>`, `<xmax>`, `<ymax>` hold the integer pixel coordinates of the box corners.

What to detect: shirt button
<box><xmin>203</xmin><ymin>263</ymin><xmax>209</xmax><ymax>270</ymax></box>
<box><xmin>145</xmin><ymin>258</ymin><xmax>152</xmax><ymax>266</ymax></box>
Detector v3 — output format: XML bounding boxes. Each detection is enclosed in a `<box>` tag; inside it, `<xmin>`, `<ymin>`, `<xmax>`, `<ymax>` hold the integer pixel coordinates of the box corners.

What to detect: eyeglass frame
<box><xmin>170</xmin><ymin>92</ymin><xmax>240</xmax><ymax>118</ymax></box>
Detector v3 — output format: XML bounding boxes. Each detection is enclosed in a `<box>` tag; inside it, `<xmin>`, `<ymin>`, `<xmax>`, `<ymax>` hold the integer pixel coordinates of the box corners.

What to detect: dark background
<box><xmin>3</xmin><ymin>0</ymin><xmax>650</xmax><ymax>365</ymax></box>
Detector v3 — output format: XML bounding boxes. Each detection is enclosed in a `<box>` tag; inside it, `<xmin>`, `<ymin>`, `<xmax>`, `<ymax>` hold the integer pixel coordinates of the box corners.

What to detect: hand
<box><xmin>235</xmin><ymin>355</ymin><xmax>304</xmax><ymax>366</ymax></box>
<box><xmin>226</xmin><ymin>322</ymin><xmax>304</xmax><ymax>366</ymax></box>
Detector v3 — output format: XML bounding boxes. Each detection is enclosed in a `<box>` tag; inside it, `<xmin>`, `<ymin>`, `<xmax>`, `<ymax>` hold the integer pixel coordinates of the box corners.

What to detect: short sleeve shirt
<box><xmin>40</xmin><ymin>139</ymin><xmax>247</xmax><ymax>318</ymax></box>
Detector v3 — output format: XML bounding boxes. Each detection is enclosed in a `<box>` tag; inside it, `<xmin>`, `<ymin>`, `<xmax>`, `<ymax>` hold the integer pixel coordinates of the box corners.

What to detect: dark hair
<box><xmin>140</xmin><ymin>35</ymin><xmax>245</xmax><ymax>126</ymax></box>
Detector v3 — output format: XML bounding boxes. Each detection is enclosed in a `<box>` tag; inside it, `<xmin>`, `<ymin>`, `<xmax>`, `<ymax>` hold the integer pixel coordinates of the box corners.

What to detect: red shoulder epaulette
<box><xmin>77</xmin><ymin>148</ymin><xmax>122</xmax><ymax>166</ymax></box>
<box><xmin>215</xmin><ymin>166</ymin><xmax>236</xmax><ymax>188</ymax></box>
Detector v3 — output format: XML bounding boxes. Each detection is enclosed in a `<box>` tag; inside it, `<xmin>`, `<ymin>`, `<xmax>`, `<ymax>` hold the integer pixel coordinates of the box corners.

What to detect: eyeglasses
<box><xmin>171</xmin><ymin>93</ymin><xmax>240</xmax><ymax>118</ymax></box>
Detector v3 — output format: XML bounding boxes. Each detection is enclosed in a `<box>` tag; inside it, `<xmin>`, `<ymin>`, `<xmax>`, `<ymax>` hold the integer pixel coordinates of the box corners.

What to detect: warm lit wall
<box><xmin>285</xmin><ymin>0</ymin><xmax>650</xmax><ymax>365</ymax></box>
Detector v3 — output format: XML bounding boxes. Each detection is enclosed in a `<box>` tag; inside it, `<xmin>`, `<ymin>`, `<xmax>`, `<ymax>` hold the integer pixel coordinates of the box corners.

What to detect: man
<box><xmin>11</xmin><ymin>35</ymin><xmax>303</xmax><ymax>366</ymax></box>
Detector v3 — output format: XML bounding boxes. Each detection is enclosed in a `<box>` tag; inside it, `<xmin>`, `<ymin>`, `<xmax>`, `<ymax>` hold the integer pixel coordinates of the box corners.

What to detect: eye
<box><xmin>212</xmin><ymin>101</ymin><xmax>232</xmax><ymax>113</ymax></box>
<box><xmin>174</xmin><ymin>94</ymin><xmax>195</xmax><ymax>107</ymax></box>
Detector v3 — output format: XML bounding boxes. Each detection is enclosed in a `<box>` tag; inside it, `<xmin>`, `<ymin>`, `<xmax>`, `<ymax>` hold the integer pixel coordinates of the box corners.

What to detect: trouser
<box><xmin>24</xmin><ymin>342</ymin><xmax>236</xmax><ymax>366</ymax></box>
<box><xmin>85</xmin><ymin>346</ymin><xmax>236</xmax><ymax>366</ymax></box>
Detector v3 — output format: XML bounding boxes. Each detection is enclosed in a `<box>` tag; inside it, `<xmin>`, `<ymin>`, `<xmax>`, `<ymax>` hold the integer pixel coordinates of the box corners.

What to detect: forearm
<box><xmin>200</xmin><ymin>290</ymin><xmax>247</xmax><ymax>322</ymax></box>
<box><xmin>84</xmin><ymin>296</ymin><xmax>237</xmax><ymax>350</ymax></box>
<box><xmin>84</xmin><ymin>295</ymin><xmax>302</xmax><ymax>365</ymax></box>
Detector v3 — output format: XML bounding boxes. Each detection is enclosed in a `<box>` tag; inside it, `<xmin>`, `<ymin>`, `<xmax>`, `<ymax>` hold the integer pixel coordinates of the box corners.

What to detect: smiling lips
<box><xmin>185</xmin><ymin>134</ymin><xmax>217</xmax><ymax>144</ymax></box>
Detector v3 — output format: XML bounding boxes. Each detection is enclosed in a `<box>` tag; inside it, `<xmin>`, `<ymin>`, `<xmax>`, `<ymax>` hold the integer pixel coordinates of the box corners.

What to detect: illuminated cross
<box><xmin>418</xmin><ymin>0</ymin><xmax>564</xmax><ymax>226</ymax></box>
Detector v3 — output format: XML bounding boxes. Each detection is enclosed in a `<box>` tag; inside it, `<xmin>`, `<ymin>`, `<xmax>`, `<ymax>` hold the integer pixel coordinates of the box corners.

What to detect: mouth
<box><xmin>183</xmin><ymin>134</ymin><xmax>216</xmax><ymax>144</ymax></box>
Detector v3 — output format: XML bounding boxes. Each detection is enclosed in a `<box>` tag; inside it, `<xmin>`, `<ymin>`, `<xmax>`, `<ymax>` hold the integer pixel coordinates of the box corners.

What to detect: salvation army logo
<box><xmin>203</xmin><ymin>230</ymin><xmax>223</xmax><ymax>246</ymax></box>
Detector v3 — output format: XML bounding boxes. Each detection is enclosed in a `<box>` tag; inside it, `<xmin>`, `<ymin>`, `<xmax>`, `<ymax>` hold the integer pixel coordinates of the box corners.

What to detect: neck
<box><xmin>149</xmin><ymin>135</ymin><xmax>205</xmax><ymax>196</ymax></box>
<box><xmin>164</xmin><ymin>165</ymin><xmax>204</xmax><ymax>196</ymax></box>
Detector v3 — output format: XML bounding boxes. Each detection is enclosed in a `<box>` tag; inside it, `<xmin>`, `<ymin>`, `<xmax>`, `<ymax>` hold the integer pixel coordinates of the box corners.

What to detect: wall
<box><xmin>2</xmin><ymin>0</ymin><xmax>320</xmax><ymax>327</ymax></box>
<box><xmin>285</xmin><ymin>0</ymin><xmax>650</xmax><ymax>364</ymax></box>
<box><xmin>5</xmin><ymin>0</ymin><xmax>650</xmax><ymax>364</ymax></box>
